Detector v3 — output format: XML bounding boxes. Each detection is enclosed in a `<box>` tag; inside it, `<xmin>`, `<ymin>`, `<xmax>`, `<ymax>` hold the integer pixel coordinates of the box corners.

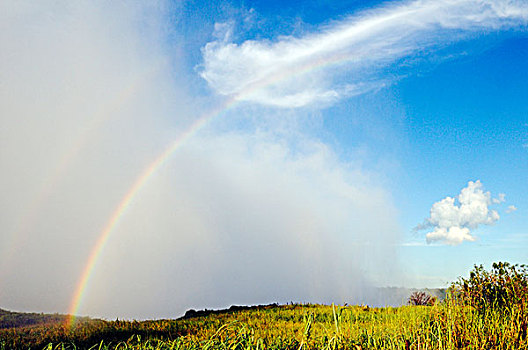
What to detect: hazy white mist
<box><xmin>1</xmin><ymin>1</ymin><xmax>402</xmax><ymax>319</ymax></box>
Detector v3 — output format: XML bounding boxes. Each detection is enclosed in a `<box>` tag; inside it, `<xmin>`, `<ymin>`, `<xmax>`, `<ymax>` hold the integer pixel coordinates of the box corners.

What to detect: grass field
<box><xmin>1</xmin><ymin>263</ymin><xmax>526</xmax><ymax>350</ymax></box>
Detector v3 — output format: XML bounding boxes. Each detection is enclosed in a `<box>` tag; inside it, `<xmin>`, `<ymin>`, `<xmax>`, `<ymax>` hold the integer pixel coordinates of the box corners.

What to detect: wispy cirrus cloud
<box><xmin>200</xmin><ymin>0</ymin><xmax>528</xmax><ymax>108</ymax></box>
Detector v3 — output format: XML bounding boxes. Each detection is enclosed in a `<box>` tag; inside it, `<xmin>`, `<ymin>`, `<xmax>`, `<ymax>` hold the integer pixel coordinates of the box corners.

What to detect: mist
<box><xmin>1</xmin><ymin>1</ymin><xmax>402</xmax><ymax>319</ymax></box>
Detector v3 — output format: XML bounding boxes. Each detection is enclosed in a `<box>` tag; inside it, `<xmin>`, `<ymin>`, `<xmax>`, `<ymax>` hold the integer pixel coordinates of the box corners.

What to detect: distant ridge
<box><xmin>179</xmin><ymin>303</ymin><xmax>280</xmax><ymax>320</ymax></box>
<box><xmin>0</xmin><ymin>308</ymin><xmax>90</xmax><ymax>329</ymax></box>
<box><xmin>179</xmin><ymin>288</ymin><xmax>447</xmax><ymax>320</ymax></box>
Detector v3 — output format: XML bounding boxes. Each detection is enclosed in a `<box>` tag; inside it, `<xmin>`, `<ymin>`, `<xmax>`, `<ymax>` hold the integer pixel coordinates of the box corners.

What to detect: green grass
<box><xmin>1</xmin><ymin>263</ymin><xmax>527</xmax><ymax>349</ymax></box>
<box><xmin>1</xmin><ymin>301</ymin><xmax>526</xmax><ymax>350</ymax></box>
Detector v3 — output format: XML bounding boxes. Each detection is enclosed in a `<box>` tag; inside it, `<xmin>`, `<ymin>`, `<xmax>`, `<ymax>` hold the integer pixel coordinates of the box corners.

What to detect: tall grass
<box><xmin>2</xmin><ymin>262</ymin><xmax>526</xmax><ymax>349</ymax></box>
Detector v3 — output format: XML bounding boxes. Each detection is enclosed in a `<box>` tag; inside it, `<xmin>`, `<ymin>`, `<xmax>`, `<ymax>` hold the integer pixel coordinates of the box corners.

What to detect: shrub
<box><xmin>451</xmin><ymin>261</ymin><xmax>528</xmax><ymax>313</ymax></box>
<box><xmin>408</xmin><ymin>291</ymin><xmax>436</xmax><ymax>306</ymax></box>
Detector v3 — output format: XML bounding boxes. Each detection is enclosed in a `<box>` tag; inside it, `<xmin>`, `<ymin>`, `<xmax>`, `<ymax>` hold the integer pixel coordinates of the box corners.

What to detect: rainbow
<box><xmin>66</xmin><ymin>96</ymin><xmax>239</xmax><ymax>327</ymax></box>
<box><xmin>66</xmin><ymin>51</ymin><xmax>358</xmax><ymax>327</ymax></box>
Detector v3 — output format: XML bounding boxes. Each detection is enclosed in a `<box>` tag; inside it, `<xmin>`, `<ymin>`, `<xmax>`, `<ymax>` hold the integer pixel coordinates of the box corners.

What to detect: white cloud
<box><xmin>418</xmin><ymin>180</ymin><xmax>503</xmax><ymax>245</ymax></box>
<box><xmin>492</xmin><ymin>193</ymin><xmax>506</xmax><ymax>204</ymax></box>
<box><xmin>506</xmin><ymin>205</ymin><xmax>518</xmax><ymax>213</ymax></box>
<box><xmin>200</xmin><ymin>0</ymin><xmax>528</xmax><ymax>108</ymax></box>
<box><xmin>426</xmin><ymin>226</ymin><xmax>475</xmax><ymax>245</ymax></box>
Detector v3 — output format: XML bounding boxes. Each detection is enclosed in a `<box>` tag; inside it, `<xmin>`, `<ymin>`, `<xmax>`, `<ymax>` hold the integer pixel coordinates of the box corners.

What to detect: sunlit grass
<box><xmin>1</xmin><ymin>263</ymin><xmax>527</xmax><ymax>349</ymax></box>
<box><xmin>2</xmin><ymin>301</ymin><xmax>526</xmax><ymax>349</ymax></box>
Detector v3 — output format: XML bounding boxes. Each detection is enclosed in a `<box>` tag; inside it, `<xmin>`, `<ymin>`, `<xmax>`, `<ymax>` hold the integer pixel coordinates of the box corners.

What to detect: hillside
<box><xmin>0</xmin><ymin>287</ymin><xmax>445</xmax><ymax>328</ymax></box>
<box><xmin>2</xmin><ymin>299</ymin><xmax>526</xmax><ymax>350</ymax></box>
<box><xmin>1</xmin><ymin>278</ymin><xmax>523</xmax><ymax>350</ymax></box>
<box><xmin>0</xmin><ymin>308</ymin><xmax>70</xmax><ymax>329</ymax></box>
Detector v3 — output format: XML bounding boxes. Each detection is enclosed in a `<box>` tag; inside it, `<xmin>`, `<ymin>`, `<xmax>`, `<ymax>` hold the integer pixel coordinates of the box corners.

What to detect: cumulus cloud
<box><xmin>506</xmin><ymin>205</ymin><xmax>518</xmax><ymax>213</ymax></box>
<box><xmin>417</xmin><ymin>181</ymin><xmax>504</xmax><ymax>245</ymax></box>
<box><xmin>200</xmin><ymin>0</ymin><xmax>528</xmax><ymax>108</ymax></box>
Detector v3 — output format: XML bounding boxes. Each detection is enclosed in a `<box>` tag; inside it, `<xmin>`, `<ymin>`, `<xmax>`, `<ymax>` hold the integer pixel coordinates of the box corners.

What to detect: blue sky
<box><xmin>1</xmin><ymin>0</ymin><xmax>527</xmax><ymax>318</ymax></box>
<box><xmin>180</xmin><ymin>0</ymin><xmax>528</xmax><ymax>280</ymax></box>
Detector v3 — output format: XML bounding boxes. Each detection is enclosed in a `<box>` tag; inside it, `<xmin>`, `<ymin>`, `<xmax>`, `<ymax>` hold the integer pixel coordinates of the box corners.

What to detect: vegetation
<box><xmin>407</xmin><ymin>291</ymin><xmax>436</xmax><ymax>306</ymax></box>
<box><xmin>452</xmin><ymin>262</ymin><xmax>528</xmax><ymax>313</ymax></box>
<box><xmin>0</xmin><ymin>309</ymin><xmax>70</xmax><ymax>329</ymax></box>
<box><xmin>1</xmin><ymin>262</ymin><xmax>526</xmax><ymax>349</ymax></box>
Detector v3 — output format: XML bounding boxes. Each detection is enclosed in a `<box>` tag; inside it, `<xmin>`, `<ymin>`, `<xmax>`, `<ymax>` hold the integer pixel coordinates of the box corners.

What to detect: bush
<box><xmin>451</xmin><ymin>261</ymin><xmax>528</xmax><ymax>312</ymax></box>
<box><xmin>408</xmin><ymin>291</ymin><xmax>436</xmax><ymax>306</ymax></box>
